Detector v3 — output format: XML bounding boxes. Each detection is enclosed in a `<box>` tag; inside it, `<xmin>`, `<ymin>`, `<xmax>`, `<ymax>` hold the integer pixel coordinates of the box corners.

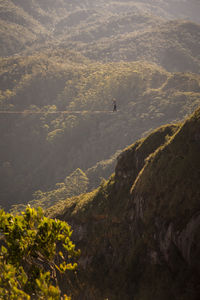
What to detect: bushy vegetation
<box><xmin>0</xmin><ymin>206</ymin><xmax>79</xmax><ymax>299</ymax></box>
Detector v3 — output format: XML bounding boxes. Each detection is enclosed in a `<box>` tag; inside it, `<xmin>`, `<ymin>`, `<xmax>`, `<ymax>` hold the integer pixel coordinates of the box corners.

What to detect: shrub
<box><xmin>0</xmin><ymin>206</ymin><xmax>80</xmax><ymax>299</ymax></box>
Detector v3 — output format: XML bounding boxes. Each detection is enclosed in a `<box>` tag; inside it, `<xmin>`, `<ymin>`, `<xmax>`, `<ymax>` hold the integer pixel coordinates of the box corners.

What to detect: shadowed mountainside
<box><xmin>50</xmin><ymin>107</ymin><xmax>200</xmax><ymax>300</ymax></box>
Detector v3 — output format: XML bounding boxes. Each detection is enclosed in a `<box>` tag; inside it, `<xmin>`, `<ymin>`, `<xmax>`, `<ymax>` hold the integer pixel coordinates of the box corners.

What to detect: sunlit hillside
<box><xmin>1</xmin><ymin>1</ymin><xmax>200</xmax><ymax>74</ymax></box>
<box><xmin>80</xmin><ymin>20</ymin><xmax>200</xmax><ymax>73</ymax></box>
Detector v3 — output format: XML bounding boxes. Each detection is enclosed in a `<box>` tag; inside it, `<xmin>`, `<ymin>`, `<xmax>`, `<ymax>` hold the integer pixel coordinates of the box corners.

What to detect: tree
<box><xmin>0</xmin><ymin>206</ymin><xmax>80</xmax><ymax>299</ymax></box>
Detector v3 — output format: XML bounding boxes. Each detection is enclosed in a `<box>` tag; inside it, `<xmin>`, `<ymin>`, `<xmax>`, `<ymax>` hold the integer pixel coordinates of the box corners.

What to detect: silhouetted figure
<box><xmin>113</xmin><ymin>99</ymin><xmax>117</xmax><ymax>112</ymax></box>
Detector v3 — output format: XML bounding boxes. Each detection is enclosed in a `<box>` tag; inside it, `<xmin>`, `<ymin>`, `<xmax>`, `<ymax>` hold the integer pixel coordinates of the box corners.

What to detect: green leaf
<box><xmin>1</xmin><ymin>245</ymin><xmax>7</xmax><ymax>254</ymax></box>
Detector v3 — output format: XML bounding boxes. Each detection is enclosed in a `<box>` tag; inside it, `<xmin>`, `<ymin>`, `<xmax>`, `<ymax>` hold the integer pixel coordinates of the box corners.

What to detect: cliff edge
<box><xmin>51</xmin><ymin>107</ymin><xmax>200</xmax><ymax>299</ymax></box>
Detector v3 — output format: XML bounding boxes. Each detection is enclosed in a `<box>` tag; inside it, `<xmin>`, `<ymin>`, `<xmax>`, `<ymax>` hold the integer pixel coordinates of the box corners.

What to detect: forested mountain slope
<box><xmin>1</xmin><ymin>58</ymin><xmax>200</xmax><ymax>210</ymax></box>
<box><xmin>0</xmin><ymin>0</ymin><xmax>48</xmax><ymax>56</ymax></box>
<box><xmin>51</xmin><ymin>107</ymin><xmax>200</xmax><ymax>299</ymax></box>
<box><xmin>1</xmin><ymin>0</ymin><xmax>200</xmax><ymax>73</ymax></box>
<box><xmin>81</xmin><ymin>20</ymin><xmax>200</xmax><ymax>73</ymax></box>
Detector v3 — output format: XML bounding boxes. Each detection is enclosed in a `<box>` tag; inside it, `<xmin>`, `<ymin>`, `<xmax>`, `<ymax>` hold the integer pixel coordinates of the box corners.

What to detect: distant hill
<box><xmin>80</xmin><ymin>20</ymin><xmax>200</xmax><ymax>73</ymax></box>
<box><xmin>1</xmin><ymin>1</ymin><xmax>200</xmax><ymax>74</ymax></box>
<box><xmin>0</xmin><ymin>0</ymin><xmax>49</xmax><ymax>56</ymax></box>
<box><xmin>50</xmin><ymin>107</ymin><xmax>200</xmax><ymax>299</ymax></box>
<box><xmin>147</xmin><ymin>0</ymin><xmax>200</xmax><ymax>23</ymax></box>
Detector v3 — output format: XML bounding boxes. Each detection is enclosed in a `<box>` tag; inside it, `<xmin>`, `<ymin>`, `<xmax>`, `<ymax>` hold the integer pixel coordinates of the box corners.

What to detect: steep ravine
<box><xmin>52</xmin><ymin>107</ymin><xmax>200</xmax><ymax>299</ymax></box>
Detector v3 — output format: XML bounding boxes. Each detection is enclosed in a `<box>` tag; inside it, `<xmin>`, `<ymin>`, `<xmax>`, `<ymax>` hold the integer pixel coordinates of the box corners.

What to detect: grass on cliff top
<box><xmin>132</xmin><ymin>106</ymin><xmax>200</xmax><ymax>229</ymax></box>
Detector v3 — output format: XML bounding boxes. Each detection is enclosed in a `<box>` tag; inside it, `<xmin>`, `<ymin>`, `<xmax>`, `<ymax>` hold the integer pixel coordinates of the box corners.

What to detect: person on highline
<box><xmin>112</xmin><ymin>98</ymin><xmax>117</xmax><ymax>112</ymax></box>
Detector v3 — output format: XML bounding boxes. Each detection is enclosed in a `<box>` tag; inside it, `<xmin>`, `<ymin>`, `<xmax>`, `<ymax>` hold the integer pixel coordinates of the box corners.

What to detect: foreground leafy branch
<box><xmin>0</xmin><ymin>206</ymin><xmax>80</xmax><ymax>299</ymax></box>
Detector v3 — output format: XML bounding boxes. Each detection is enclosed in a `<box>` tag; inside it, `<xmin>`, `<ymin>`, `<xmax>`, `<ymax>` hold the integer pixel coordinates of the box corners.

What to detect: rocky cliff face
<box><xmin>53</xmin><ymin>107</ymin><xmax>200</xmax><ymax>299</ymax></box>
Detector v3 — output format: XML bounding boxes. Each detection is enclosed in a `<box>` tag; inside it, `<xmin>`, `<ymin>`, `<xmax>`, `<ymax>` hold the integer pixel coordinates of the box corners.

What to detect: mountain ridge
<box><xmin>50</xmin><ymin>107</ymin><xmax>200</xmax><ymax>299</ymax></box>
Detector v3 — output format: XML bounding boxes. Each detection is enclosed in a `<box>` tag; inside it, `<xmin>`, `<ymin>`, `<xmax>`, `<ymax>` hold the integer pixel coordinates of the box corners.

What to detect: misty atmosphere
<box><xmin>0</xmin><ymin>0</ymin><xmax>200</xmax><ymax>299</ymax></box>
